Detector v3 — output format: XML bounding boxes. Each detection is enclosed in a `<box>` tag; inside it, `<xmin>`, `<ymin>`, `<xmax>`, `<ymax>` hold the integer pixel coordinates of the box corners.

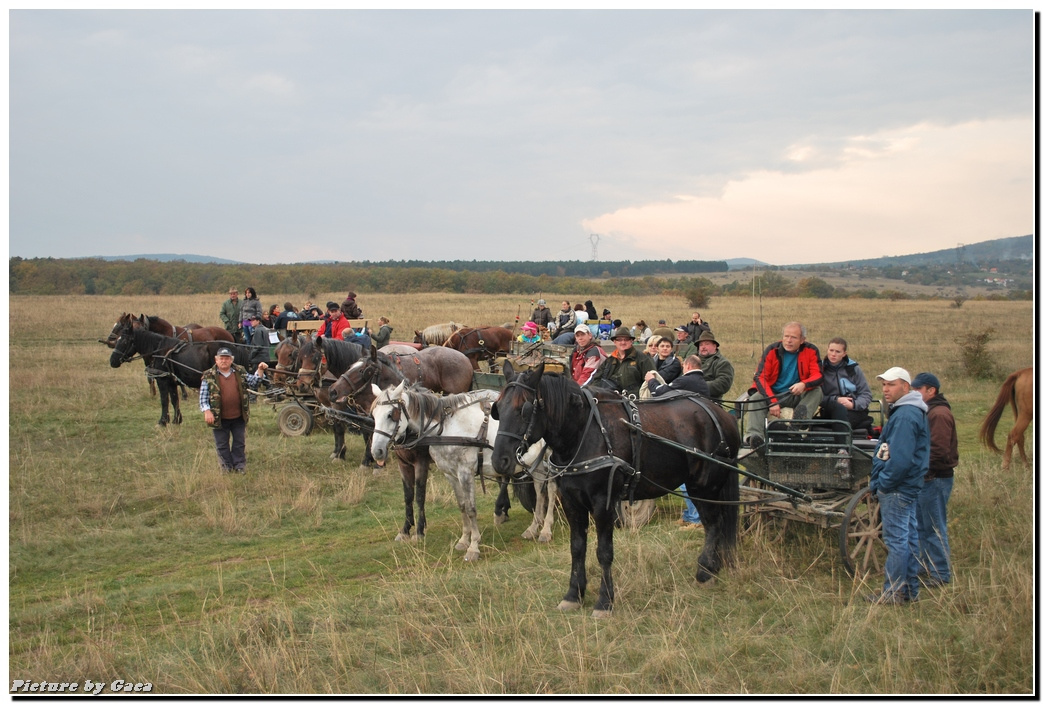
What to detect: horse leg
<box><xmin>590</xmin><ymin>502</ymin><xmax>617</xmax><ymax>617</ymax></box>
<box><xmin>557</xmin><ymin>490</ymin><xmax>589</xmax><ymax>611</ymax></box>
<box><xmin>1009</xmin><ymin>408</ymin><xmax>1032</xmax><ymax>468</ymax></box>
<box><xmin>445</xmin><ymin>459</ymin><xmax>482</xmax><ymax>561</ymax></box>
<box><xmin>494</xmin><ymin>478</ymin><xmax>511</xmax><ymax>526</ymax></box>
<box><xmin>522</xmin><ymin>481</ymin><xmax>543</xmax><ymax>540</ymax></box>
<box><xmin>396</xmin><ymin>458</ymin><xmax>416</xmax><ymax>541</ymax></box>
<box><xmin>693</xmin><ymin>470</ymin><xmax>740</xmax><ymax>583</ymax></box>
<box><xmin>538</xmin><ymin>479</ymin><xmax>558</xmax><ymax>543</ymax></box>
<box><xmin>330</xmin><ymin>422</ymin><xmax>347</xmax><ymax>462</ymax></box>
<box><xmin>361</xmin><ymin>427</ymin><xmax>378</xmax><ymax>471</ymax></box>
<box><xmin>157</xmin><ymin>379</ymin><xmax>171</xmax><ymax>426</ymax></box>
<box><xmin>412</xmin><ymin>449</ymin><xmax>431</xmax><ymax>539</ymax></box>
<box><xmin>171</xmin><ymin>383</ymin><xmax>183</xmax><ymax>424</ymax></box>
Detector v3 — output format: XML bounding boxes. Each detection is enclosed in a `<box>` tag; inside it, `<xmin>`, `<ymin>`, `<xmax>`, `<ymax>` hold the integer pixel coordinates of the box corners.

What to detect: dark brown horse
<box><xmin>491</xmin><ymin>362</ymin><xmax>740</xmax><ymax>617</ymax></box>
<box><xmin>103</xmin><ymin>313</ymin><xmax>232</xmax><ymax>348</ymax></box>
<box><xmin>443</xmin><ymin>325</ymin><xmax>514</xmax><ymax>370</ymax></box>
<box><xmin>980</xmin><ymin>367</ymin><xmax>1034</xmax><ymax>469</ymax></box>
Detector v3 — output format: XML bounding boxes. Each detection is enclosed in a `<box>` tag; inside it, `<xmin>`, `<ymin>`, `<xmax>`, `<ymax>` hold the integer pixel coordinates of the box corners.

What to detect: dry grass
<box><xmin>8</xmin><ymin>293</ymin><xmax>1036</xmax><ymax>694</ymax></box>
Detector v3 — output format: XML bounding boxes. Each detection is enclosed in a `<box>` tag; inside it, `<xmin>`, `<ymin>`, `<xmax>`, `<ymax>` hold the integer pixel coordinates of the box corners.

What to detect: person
<box><xmin>631</xmin><ymin>320</ymin><xmax>652</xmax><ymax>342</ymax></box>
<box><xmin>742</xmin><ymin>322</ymin><xmax>824</xmax><ymax>449</ymax></box>
<box><xmin>685</xmin><ymin>312</ymin><xmax>711</xmax><ymax>340</ymax></box>
<box><xmin>317</xmin><ymin>302</ymin><xmax>353</xmax><ymax>340</ymax></box>
<box><xmin>239</xmin><ymin>287</ymin><xmax>263</xmax><ymax>345</ymax></box>
<box><xmin>299</xmin><ymin>301</ymin><xmax>322</xmax><ymax>320</ymax></box>
<box><xmin>588</xmin><ymin>327</ymin><xmax>655</xmax><ymax>396</ymax></box>
<box><xmin>569</xmin><ymin>324</ymin><xmax>607</xmax><ymax>387</ymax></box>
<box><xmin>372</xmin><ymin>316</ymin><xmax>393</xmax><ymax>349</ymax></box>
<box><xmin>695</xmin><ymin>331</ymin><xmax>735</xmax><ymax>402</ymax></box>
<box><xmin>911</xmin><ymin>372</ymin><xmax>958</xmax><ymax>588</ymax></box>
<box><xmin>653</xmin><ymin>337</ymin><xmax>682</xmax><ymax>384</ymax></box>
<box><xmin>673</xmin><ymin>327</ymin><xmax>694</xmax><ymax>357</ymax></box>
<box><xmin>517</xmin><ymin>321</ymin><xmax>542</xmax><ymax>343</ymax></box>
<box><xmin>556</xmin><ymin>301</ymin><xmax>577</xmax><ymax>337</ymax></box>
<box><xmin>341</xmin><ymin>292</ymin><xmax>363</xmax><ymax>319</ymax></box>
<box><xmin>200</xmin><ymin>347</ymin><xmax>268</xmax><ymax>474</ymax></box>
<box><xmin>274</xmin><ymin>302</ymin><xmax>299</xmax><ymax>333</ymax></box>
<box><xmin>866</xmin><ymin>366</ymin><xmax>929</xmax><ymax>605</ymax></box>
<box><xmin>651</xmin><ymin>319</ymin><xmax>675</xmax><ymax>342</ymax></box>
<box><xmin>342</xmin><ymin>324</ymin><xmax>372</xmax><ymax>351</ymax></box>
<box><xmin>573</xmin><ymin>303</ymin><xmax>589</xmax><ymax>327</ymax></box>
<box><xmin>596</xmin><ymin>310</ymin><xmax>614</xmax><ymax>340</ymax></box>
<box><xmin>644</xmin><ymin>334</ymin><xmax>663</xmax><ymax>358</ymax></box>
<box><xmin>219</xmin><ymin>287</ymin><xmax>243</xmax><ymax>342</ymax></box>
<box><xmin>819</xmin><ymin>337</ymin><xmax>874</xmax><ymax>442</ymax></box>
<box><xmin>262</xmin><ymin>304</ymin><xmax>279</xmax><ymax>329</ymax></box>
<box><xmin>644</xmin><ymin>355</ymin><xmax>710</xmax><ymax>530</ymax></box>
<box><xmin>645</xmin><ymin>354</ymin><xmax>709</xmax><ymax>397</ymax></box>
<box><xmin>530</xmin><ymin>299</ymin><xmax>553</xmax><ymax>329</ymax></box>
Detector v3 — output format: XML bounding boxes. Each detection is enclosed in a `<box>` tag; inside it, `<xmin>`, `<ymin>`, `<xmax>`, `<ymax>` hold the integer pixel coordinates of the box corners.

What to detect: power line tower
<box><xmin>589</xmin><ymin>233</ymin><xmax>600</xmax><ymax>262</ymax></box>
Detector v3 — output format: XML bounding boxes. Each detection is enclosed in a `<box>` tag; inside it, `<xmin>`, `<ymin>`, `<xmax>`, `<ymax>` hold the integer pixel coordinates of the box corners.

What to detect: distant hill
<box><xmin>790</xmin><ymin>235</ymin><xmax>1033</xmax><ymax>269</ymax></box>
<box><xmin>86</xmin><ymin>253</ymin><xmax>240</xmax><ymax>265</ymax></box>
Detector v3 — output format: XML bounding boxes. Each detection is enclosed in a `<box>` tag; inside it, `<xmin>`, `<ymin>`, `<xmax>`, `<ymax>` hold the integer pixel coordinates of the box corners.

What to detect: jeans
<box><xmin>819</xmin><ymin>397</ymin><xmax>871</xmax><ymax>443</ymax></box>
<box><xmin>679</xmin><ymin>484</ymin><xmax>701</xmax><ymax>524</ymax></box>
<box><xmin>916</xmin><ymin>477</ymin><xmax>953</xmax><ymax>582</ymax></box>
<box><xmin>213</xmin><ymin>416</ymin><xmax>247</xmax><ymax>470</ymax></box>
<box><xmin>743</xmin><ymin>387</ymin><xmax>823</xmax><ymax>441</ymax></box>
<box><xmin>878</xmin><ymin>489</ymin><xmax>920</xmax><ymax>600</ymax></box>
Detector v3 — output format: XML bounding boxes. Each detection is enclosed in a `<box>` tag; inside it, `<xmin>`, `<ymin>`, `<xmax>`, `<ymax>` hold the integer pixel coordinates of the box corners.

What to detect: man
<box><xmin>685</xmin><ymin>311</ymin><xmax>711</xmax><ymax>340</ymax></box>
<box><xmin>342</xmin><ymin>324</ymin><xmax>372</xmax><ymax>352</ymax></box>
<box><xmin>556</xmin><ymin>301</ymin><xmax>577</xmax><ymax>337</ymax></box>
<box><xmin>644</xmin><ymin>354</ymin><xmax>709</xmax><ymax>397</ymax></box>
<box><xmin>695</xmin><ymin>331</ymin><xmax>735</xmax><ymax>402</ymax></box>
<box><xmin>742</xmin><ymin>322</ymin><xmax>823</xmax><ymax>448</ymax></box>
<box><xmin>867</xmin><ymin>366</ymin><xmax>930</xmax><ymax>605</ymax></box>
<box><xmin>200</xmin><ymin>348</ymin><xmax>268</xmax><ymax>473</ymax></box>
<box><xmin>274</xmin><ymin>302</ymin><xmax>299</xmax><ymax>333</ymax></box>
<box><xmin>569</xmin><ymin>324</ymin><xmax>606</xmax><ymax>386</ymax></box>
<box><xmin>219</xmin><ymin>287</ymin><xmax>242</xmax><ymax>342</ymax></box>
<box><xmin>341</xmin><ymin>292</ymin><xmax>363</xmax><ymax>319</ymax></box>
<box><xmin>318</xmin><ymin>302</ymin><xmax>353</xmax><ymax>340</ymax></box>
<box><xmin>651</xmin><ymin>319</ymin><xmax>675</xmax><ymax>342</ymax></box>
<box><xmin>911</xmin><ymin>372</ymin><xmax>958</xmax><ymax>588</ymax></box>
<box><xmin>589</xmin><ymin>327</ymin><xmax>655</xmax><ymax>396</ymax></box>
<box><xmin>530</xmin><ymin>299</ymin><xmax>553</xmax><ymax>329</ymax></box>
<box><xmin>673</xmin><ymin>327</ymin><xmax>695</xmax><ymax>358</ymax></box>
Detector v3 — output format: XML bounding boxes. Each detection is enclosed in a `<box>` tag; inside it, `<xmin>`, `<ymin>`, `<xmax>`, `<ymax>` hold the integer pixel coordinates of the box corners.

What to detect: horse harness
<box><xmin>454</xmin><ymin>329</ymin><xmax>496</xmax><ymax>362</ymax></box>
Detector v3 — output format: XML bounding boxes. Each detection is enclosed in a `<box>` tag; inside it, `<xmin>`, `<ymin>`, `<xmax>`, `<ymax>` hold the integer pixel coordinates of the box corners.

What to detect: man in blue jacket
<box><xmin>867</xmin><ymin>366</ymin><xmax>930</xmax><ymax>605</ymax></box>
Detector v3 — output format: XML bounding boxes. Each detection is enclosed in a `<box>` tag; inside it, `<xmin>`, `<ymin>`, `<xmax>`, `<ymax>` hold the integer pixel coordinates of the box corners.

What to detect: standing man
<box><xmin>200</xmin><ymin>348</ymin><xmax>268</xmax><ymax>474</ymax></box>
<box><xmin>569</xmin><ymin>324</ymin><xmax>606</xmax><ymax>386</ymax></box>
<box><xmin>867</xmin><ymin>367</ymin><xmax>930</xmax><ymax>605</ymax></box>
<box><xmin>589</xmin><ymin>327</ymin><xmax>655</xmax><ymax>396</ymax></box>
<box><xmin>219</xmin><ymin>287</ymin><xmax>242</xmax><ymax>342</ymax></box>
<box><xmin>685</xmin><ymin>312</ymin><xmax>711</xmax><ymax>340</ymax></box>
<box><xmin>556</xmin><ymin>301</ymin><xmax>577</xmax><ymax>337</ymax></box>
<box><xmin>530</xmin><ymin>299</ymin><xmax>553</xmax><ymax>329</ymax></box>
<box><xmin>742</xmin><ymin>322</ymin><xmax>823</xmax><ymax>448</ymax></box>
<box><xmin>911</xmin><ymin>372</ymin><xmax>958</xmax><ymax>588</ymax></box>
<box><xmin>695</xmin><ymin>331</ymin><xmax>735</xmax><ymax>402</ymax></box>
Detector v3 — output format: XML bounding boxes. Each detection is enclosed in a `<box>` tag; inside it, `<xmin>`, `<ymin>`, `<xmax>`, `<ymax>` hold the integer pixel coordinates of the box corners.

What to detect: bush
<box><xmin>957</xmin><ymin>326</ymin><xmax>998</xmax><ymax>379</ymax></box>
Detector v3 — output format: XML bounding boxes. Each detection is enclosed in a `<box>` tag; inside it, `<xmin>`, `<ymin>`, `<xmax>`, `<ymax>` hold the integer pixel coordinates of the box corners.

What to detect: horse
<box><xmin>325</xmin><ymin>345</ymin><xmax>542</xmax><ymax>541</ymax></box>
<box><xmin>295</xmin><ymin>336</ymin><xmax>372</xmax><ymax>461</ymax></box>
<box><xmin>413</xmin><ymin>322</ymin><xmax>462</xmax><ymax>347</ymax></box>
<box><xmin>490</xmin><ymin>362</ymin><xmax>740</xmax><ymax>617</ymax></box>
<box><xmin>271</xmin><ymin>336</ymin><xmax>307</xmax><ymax>388</ymax></box>
<box><xmin>110</xmin><ymin>324</ymin><xmax>265</xmax><ymax>426</ymax></box>
<box><xmin>980</xmin><ymin>367</ymin><xmax>1034</xmax><ymax>469</ymax></box>
<box><xmin>368</xmin><ymin>382</ymin><xmax>547</xmax><ymax>561</ymax></box>
<box><xmin>103</xmin><ymin>313</ymin><xmax>232</xmax><ymax>348</ymax></box>
<box><xmin>443</xmin><ymin>325</ymin><xmax>515</xmax><ymax>371</ymax></box>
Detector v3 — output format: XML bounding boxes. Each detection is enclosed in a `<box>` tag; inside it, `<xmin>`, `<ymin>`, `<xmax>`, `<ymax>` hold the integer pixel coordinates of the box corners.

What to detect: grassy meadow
<box><xmin>8</xmin><ymin>292</ymin><xmax>1036</xmax><ymax>694</ymax></box>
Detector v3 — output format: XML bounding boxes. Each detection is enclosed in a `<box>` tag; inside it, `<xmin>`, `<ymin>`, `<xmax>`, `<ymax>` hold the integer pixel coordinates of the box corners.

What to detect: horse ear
<box><xmin>503</xmin><ymin>360</ymin><xmax>515</xmax><ymax>381</ymax></box>
<box><xmin>529</xmin><ymin>362</ymin><xmax>545</xmax><ymax>387</ymax></box>
<box><xmin>395</xmin><ymin>380</ymin><xmax>406</xmax><ymax>395</ymax></box>
<box><xmin>371</xmin><ymin>383</ymin><xmax>382</xmax><ymax>398</ymax></box>
<box><xmin>370</xmin><ymin>344</ymin><xmax>378</xmax><ymax>361</ymax></box>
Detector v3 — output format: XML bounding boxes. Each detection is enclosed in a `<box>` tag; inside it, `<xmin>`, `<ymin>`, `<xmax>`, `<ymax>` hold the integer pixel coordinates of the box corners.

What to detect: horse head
<box><xmin>368</xmin><ymin>380</ymin><xmax>410</xmax><ymax>465</ymax></box>
<box><xmin>109</xmin><ymin>323</ymin><xmax>139</xmax><ymax>368</ymax></box>
<box><xmin>491</xmin><ymin>361</ymin><xmax>547</xmax><ymax>475</ymax></box>
<box><xmin>296</xmin><ymin>337</ymin><xmax>326</xmax><ymax>390</ymax></box>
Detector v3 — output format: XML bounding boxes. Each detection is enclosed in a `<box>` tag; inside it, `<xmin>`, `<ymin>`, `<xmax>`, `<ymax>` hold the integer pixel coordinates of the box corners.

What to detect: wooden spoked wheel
<box><xmin>614</xmin><ymin>499</ymin><xmax>657</xmax><ymax>529</ymax></box>
<box><xmin>839</xmin><ymin>486</ymin><xmax>886</xmax><ymax>578</ymax></box>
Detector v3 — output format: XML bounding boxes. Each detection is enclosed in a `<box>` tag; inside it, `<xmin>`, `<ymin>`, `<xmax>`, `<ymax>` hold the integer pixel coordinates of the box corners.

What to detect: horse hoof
<box><xmin>329</xmin><ymin>453</ymin><xmax>344</xmax><ymax>462</ymax></box>
<box><xmin>591</xmin><ymin>609</ymin><xmax>612</xmax><ymax>619</ymax></box>
<box><xmin>696</xmin><ymin>569</ymin><xmax>717</xmax><ymax>585</ymax></box>
<box><xmin>557</xmin><ymin>599</ymin><xmax>582</xmax><ymax>612</ymax></box>
<box><xmin>494</xmin><ymin>514</ymin><xmax>508</xmax><ymax>526</ymax></box>
<box><xmin>371</xmin><ymin>466</ymin><xmax>385</xmax><ymax>476</ymax></box>
<box><xmin>464</xmin><ymin>551</ymin><xmax>481</xmax><ymax>562</ymax></box>
<box><xmin>537</xmin><ymin>534</ymin><xmax>552</xmax><ymax>543</ymax></box>
<box><xmin>395</xmin><ymin>533</ymin><xmax>408</xmax><ymax>542</ymax></box>
<box><xmin>454</xmin><ymin>541</ymin><xmax>468</xmax><ymax>551</ymax></box>
<box><xmin>521</xmin><ymin>528</ymin><xmax>537</xmax><ymax>540</ymax></box>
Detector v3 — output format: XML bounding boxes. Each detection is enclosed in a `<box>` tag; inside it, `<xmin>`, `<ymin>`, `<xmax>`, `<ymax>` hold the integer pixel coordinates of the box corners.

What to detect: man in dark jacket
<box><xmin>530</xmin><ymin>299</ymin><xmax>553</xmax><ymax>329</ymax></box>
<box><xmin>742</xmin><ymin>322</ymin><xmax>823</xmax><ymax>448</ymax></box>
<box><xmin>645</xmin><ymin>354</ymin><xmax>710</xmax><ymax>397</ymax></box>
<box><xmin>589</xmin><ymin>327</ymin><xmax>654</xmax><ymax>396</ymax></box>
<box><xmin>695</xmin><ymin>331</ymin><xmax>735</xmax><ymax>402</ymax></box>
<box><xmin>912</xmin><ymin>372</ymin><xmax>958</xmax><ymax>588</ymax></box>
<box><xmin>341</xmin><ymin>292</ymin><xmax>363</xmax><ymax>320</ymax></box>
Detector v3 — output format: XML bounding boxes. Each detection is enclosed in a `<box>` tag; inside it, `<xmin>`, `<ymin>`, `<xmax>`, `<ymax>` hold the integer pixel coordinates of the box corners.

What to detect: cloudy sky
<box><xmin>8</xmin><ymin>9</ymin><xmax>1036</xmax><ymax>266</ymax></box>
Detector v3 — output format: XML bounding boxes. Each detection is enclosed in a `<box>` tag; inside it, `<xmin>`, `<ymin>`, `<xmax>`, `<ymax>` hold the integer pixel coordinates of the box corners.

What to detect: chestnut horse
<box><xmin>443</xmin><ymin>325</ymin><xmax>515</xmax><ymax>371</ymax></box>
<box><xmin>980</xmin><ymin>367</ymin><xmax>1034</xmax><ymax>469</ymax></box>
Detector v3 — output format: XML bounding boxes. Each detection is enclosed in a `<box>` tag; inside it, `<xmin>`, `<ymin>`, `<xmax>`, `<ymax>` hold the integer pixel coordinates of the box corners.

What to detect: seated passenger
<box><xmin>645</xmin><ymin>354</ymin><xmax>710</xmax><ymax>397</ymax></box>
<box><xmin>653</xmin><ymin>337</ymin><xmax>682</xmax><ymax>384</ymax></box>
<box><xmin>588</xmin><ymin>327</ymin><xmax>655</xmax><ymax>396</ymax></box>
<box><xmin>819</xmin><ymin>337</ymin><xmax>873</xmax><ymax>438</ymax></box>
<box><xmin>517</xmin><ymin>321</ymin><xmax>542</xmax><ymax>344</ymax></box>
<box><xmin>569</xmin><ymin>324</ymin><xmax>606</xmax><ymax>387</ymax></box>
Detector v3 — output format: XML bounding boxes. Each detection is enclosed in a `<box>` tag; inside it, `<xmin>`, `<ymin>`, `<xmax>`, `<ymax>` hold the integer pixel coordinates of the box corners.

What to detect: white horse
<box><xmin>369</xmin><ymin>382</ymin><xmax>554</xmax><ymax>561</ymax></box>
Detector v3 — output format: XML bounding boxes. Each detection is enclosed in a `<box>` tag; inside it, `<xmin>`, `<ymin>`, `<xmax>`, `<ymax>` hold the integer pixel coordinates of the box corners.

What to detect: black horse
<box><xmin>491</xmin><ymin>362</ymin><xmax>740</xmax><ymax>617</ymax></box>
<box><xmin>110</xmin><ymin>325</ymin><xmax>265</xmax><ymax>426</ymax></box>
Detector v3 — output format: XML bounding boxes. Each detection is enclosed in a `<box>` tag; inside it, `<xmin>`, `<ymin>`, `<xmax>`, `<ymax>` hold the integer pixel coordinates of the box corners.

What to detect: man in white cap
<box><xmin>866</xmin><ymin>366</ymin><xmax>930</xmax><ymax>605</ymax></box>
<box><xmin>200</xmin><ymin>348</ymin><xmax>268</xmax><ymax>474</ymax></box>
<box><xmin>569</xmin><ymin>324</ymin><xmax>606</xmax><ymax>387</ymax></box>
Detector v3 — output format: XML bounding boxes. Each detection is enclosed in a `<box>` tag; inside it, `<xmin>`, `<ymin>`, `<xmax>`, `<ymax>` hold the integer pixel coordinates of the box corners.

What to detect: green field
<box><xmin>8</xmin><ymin>293</ymin><xmax>1035</xmax><ymax>694</ymax></box>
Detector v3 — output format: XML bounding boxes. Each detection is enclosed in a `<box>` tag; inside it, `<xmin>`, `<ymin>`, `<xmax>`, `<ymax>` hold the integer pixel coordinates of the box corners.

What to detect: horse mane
<box><xmin>423</xmin><ymin>322</ymin><xmax>461</xmax><ymax>346</ymax></box>
<box><xmin>532</xmin><ymin>370</ymin><xmax>584</xmax><ymax>428</ymax></box>
<box><xmin>317</xmin><ymin>338</ymin><xmax>365</xmax><ymax>371</ymax></box>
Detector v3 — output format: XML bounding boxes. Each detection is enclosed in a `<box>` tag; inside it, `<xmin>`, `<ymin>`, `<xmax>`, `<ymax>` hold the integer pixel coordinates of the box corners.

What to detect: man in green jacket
<box><xmin>588</xmin><ymin>327</ymin><xmax>655</xmax><ymax>397</ymax></box>
<box><xmin>219</xmin><ymin>287</ymin><xmax>243</xmax><ymax>342</ymax></box>
<box><xmin>695</xmin><ymin>330</ymin><xmax>735</xmax><ymax>402</ymax></box>
<box><xmin>200</xmin><ymin>348</ymin><xmax>268</xmax><ymax>473</ymax></box>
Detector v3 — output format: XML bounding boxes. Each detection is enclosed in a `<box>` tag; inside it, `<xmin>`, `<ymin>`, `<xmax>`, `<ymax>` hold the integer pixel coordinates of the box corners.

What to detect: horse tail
<box><xmin>980</xmin><ymin>371</ymin><xmax>1019</xmax><ymax>452</ymax></box>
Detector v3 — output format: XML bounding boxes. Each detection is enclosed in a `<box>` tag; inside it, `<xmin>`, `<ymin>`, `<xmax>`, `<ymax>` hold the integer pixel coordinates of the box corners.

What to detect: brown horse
<box><xmin>980</xmin><ymin>367</ymin><xmax>1034</xmax><ymax>469</ymax></box>
<box><xmin>443</xmin><ymin>325</ymin><xmax>515</xmax><ymax>371</ymax></box>
<box><xmin>103</xmin><ymin>313</ymin><xmax>232</xmax><ymax>348</ymax></box>
<box><xmin>413</xmin><ymin>322</ymin><xmax>462</xmax><ymax>347</ymax></box>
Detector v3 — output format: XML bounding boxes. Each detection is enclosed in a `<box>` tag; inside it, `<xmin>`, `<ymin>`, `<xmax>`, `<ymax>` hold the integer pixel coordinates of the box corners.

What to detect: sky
<box><xmin>7</xmin><ymin>9</ymin><xmax>1037</xmax><ymax>266</ymax></box>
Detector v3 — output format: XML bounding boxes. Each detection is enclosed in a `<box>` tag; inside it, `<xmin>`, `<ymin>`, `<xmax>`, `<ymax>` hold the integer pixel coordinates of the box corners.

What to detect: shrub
<box><xmin>957</xmin><ymin>326</ymin><xmax>998</xmax><ymax>380</ymax></box>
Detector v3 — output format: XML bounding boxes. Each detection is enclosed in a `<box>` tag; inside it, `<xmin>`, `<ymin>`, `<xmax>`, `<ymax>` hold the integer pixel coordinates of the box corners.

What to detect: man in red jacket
<box><xmin>742</xmin><ymin>321</ymin><xmax>824</xmax><ymax>449</ymax></box>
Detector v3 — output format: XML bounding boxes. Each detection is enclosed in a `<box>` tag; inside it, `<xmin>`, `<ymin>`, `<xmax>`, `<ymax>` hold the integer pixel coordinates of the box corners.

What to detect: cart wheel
<box><xmin>277</xmin><ymin>404</ymin><xmax>313</xmax><ymax>437</ymax></box>
<box><xmin>614</xmin><ymin>499</ymin><xmax>656</xmax><ymax>529</ymax></box>
<box><xmin>840</xmin><ymin>486</ymin><xmax>886</xmax><ymax>578</ymax></box>
<box><xmin>739</xmin><ymin>478</ymin><xmax>771</xmax><ymax>539</ymax></box>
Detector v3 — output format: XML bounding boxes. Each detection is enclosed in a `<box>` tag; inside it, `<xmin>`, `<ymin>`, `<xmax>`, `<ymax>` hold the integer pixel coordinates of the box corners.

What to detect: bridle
<box><xmin>494</xmin><ymin>378</ymin><xmax>545</xmax><ymax>464</ymax></box>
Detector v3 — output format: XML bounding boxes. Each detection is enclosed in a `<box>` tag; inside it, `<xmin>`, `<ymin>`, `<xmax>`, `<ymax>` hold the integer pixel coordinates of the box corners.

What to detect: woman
<box><xmin>631</xmin><ymin>320</ymin><xmax>652</xmax><ymax>342</ymax></box>
<box><xmin>517</xmin><ymin>321</ymin><xmax>542</xmax><ymax>344</ymax></box>
<box><xmin>239</xmin><ymin>287</ymin><xmax>263</xmax><ymax>345</ymax></box>
<box><xmin>262</xmin><ymin>304</ymin><xmax>279</xmax><ymax>329</ymax></box>
<box><xmin>819</xmin><ymin>337</ymin><xmax>873</xmax><ymax>438</ymax></box>
<box><xmin>372</xmin><ymin>316</ymin><xmax>393</xmax><ymax>349</ymax></box>
<box><xmin>653</xmin><ymin>337</ymin><xmax>682</xmax><ymax>384</ymax></box>
<box><xmin>644</xmin><ymin>334</ymin><xmax>663</xmax><ymax>358</ymax></box>
<box><xmin>573</xmin><ymin>303</ymin><xmax>589</xmax><ymax>327</ymax></box>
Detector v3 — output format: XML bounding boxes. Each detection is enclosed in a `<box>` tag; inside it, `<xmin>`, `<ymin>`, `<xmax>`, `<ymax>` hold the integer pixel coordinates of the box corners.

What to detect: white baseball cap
<box><xmin>876</xmin><ymin>366</ymin><xmax>911</xmax><ymax>383</ymax></box>
<box><xmin>574</xmin><ymin>324</ymin><xmax>591</xmax><ymax>335</ymax></box>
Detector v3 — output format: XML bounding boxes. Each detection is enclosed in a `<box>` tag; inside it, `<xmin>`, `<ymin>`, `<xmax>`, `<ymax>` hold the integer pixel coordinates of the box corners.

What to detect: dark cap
<box><xmin>216</xmin><ymin>347</ymin><xmax>234</xmax><ymax>357</ymax></box>
<box><xmin>326</xmin><ymin>302</ymin><xmax>340</xmax><ymax>311</ymax></box>
<box><xmin>911</xmin><ymin>372</ymin><xmax>941</xmax><ymax>391</ymax></box>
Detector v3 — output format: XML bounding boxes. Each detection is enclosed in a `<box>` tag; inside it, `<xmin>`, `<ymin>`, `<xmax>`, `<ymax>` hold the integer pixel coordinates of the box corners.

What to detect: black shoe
<box><xmin>745</xmin><ymin>434</ymin><xmax>765</xmax><ymax>450</ymax></box>
<box><xmin>793</xmin><ymin>406</ymin><xmax>807</xmax><ymax>420</ymax></box>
